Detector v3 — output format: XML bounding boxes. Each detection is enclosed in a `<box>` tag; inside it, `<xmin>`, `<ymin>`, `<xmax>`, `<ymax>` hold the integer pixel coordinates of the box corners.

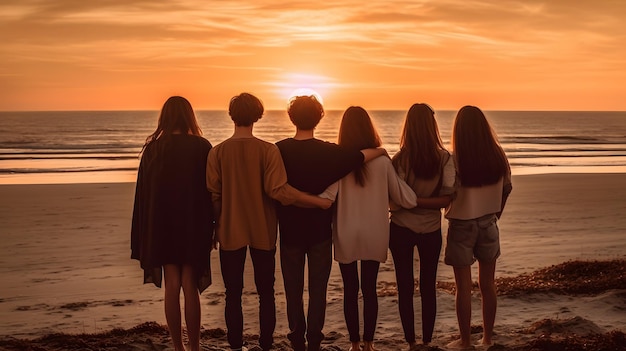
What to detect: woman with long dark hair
<box><xmin>131</xmin><ymin>96</ymin><xmax>213</xmax><ymax>351</ymax></box>
<box><xmin>389</xmin><ymin>103</ymin><xmax>456</xmax><ymax>349</ymax></box>
<box><xmin>332</xmin><ymin>106</ymin><xmax>417</xmax><ymax>351</ymax></box>
<box><xmin>445</xmin><ymin>105</ymin><xmax>512</xmax><ymax>349</ymax></box>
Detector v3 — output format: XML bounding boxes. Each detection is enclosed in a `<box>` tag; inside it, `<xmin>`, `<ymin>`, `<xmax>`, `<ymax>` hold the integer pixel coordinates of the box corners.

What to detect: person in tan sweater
<box><xmin>206</xmin><ymin>93</ymin><xmax>330</xmax><ymax>351</ymax></box>
<box><xmin>276</xmin><ymin>96</ymin><xmax>386</xmax><ymax>351</ymax></box>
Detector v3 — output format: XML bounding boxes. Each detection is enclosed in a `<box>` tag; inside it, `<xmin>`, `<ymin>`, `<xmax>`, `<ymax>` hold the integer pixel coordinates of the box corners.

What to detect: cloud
<box><xmin>0</xmin><ymin>0</ymin><xmax>624</xmax><ymax>109</ymax></box>
<box><xmin>3</xmin><ymin>1</ymin><xmax>623</xmax><ymax>58</ymax></box>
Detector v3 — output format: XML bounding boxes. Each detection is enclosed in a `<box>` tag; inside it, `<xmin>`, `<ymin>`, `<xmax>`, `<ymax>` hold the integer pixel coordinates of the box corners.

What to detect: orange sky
<box><xmin>1</xmin><ymin>1</ymin><xmax>625</xmax><ymax>111</ymax></box>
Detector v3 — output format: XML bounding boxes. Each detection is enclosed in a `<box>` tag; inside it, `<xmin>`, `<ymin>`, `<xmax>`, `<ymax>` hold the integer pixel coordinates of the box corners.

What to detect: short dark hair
<box><xmin>229</xmin><ymin>93</ymin><xmax>264</xmax><ymax>126</ymax></box>
<box><xmin>287</xmin><ymin>95</ymin><xmax>324</xmax><ymax>130</ymax></box>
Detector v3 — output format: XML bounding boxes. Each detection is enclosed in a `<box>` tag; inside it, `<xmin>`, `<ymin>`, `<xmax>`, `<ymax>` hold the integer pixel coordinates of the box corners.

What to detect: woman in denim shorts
<box><xmin>444</xmin><ymin>106</ymin><xmax>512</xmax><ymax>349</ymax></box>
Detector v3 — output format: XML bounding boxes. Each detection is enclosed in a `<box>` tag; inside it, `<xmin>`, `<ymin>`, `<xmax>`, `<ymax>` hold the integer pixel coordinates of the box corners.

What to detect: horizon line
<box><xmin>1</xmin><ymin>109</ymin><xmax>625</xmax><ymax>113</ymax></box>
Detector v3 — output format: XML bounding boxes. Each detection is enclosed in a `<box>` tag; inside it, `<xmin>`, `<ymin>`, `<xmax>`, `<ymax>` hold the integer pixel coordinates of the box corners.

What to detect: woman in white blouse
<box><xmin>445</xmin><ymin>106</ymin><xmax>512</xmax><ymax>349</ymax></box>
<box><xmin>331</xmin><ymin>106</ymin><xmax>417</xmax><ymax>351</ymax></box>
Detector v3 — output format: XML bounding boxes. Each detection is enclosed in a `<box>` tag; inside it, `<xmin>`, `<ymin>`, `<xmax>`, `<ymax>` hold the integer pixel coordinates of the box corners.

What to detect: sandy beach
<box><xmin>0</xmin><ymin>173</ymin><xmax>625</xmax><ymax>350</ymax></box>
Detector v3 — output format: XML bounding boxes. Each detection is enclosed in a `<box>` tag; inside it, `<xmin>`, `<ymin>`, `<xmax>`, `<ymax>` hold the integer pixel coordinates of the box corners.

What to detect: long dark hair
<box><xmin>338</xmin><ymin>106</ymin><xmax>382</xmax><ymax>186</ymax></box>
<box><xmin>393</xmin><ymin>103</ymin><xmax>446</xmax><ymax>179</ymax></box>
<box><xmin>141</xmin><ymin>96</ymin><xmax>202</xmax><ymax>154</ymax></box>
<box><xmin>451</xmin><ymin>105</ymin><xmax>508</xmax><ymax>187</ymax></box>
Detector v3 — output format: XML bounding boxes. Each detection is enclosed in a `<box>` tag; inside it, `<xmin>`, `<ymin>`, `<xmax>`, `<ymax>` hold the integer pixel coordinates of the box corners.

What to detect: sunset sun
<box><xmin>287</xmin><ymin>87</ymin><xmax>324</xmax><ymax>104</ymax></box>
<box><xmin>274</xmin><ymin>72</ymin><xmax>335</xmax><ymax>106</ymax></box>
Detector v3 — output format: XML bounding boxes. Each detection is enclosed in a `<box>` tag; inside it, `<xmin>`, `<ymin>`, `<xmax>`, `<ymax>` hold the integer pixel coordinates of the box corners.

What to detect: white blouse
<box><xmin>329</xmin><ymin>156</ymin><xmax>417</xmax><ymax>264</ymax></box>
<box><xmin>445</xmin><ymin>167</ymin><xmax>512</xmax><ymax>220</ymax></box>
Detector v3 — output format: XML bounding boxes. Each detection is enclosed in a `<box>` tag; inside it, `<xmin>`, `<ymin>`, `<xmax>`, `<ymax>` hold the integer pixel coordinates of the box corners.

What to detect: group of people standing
<box><xmin>131</xmin><ymin>93</ymin><xmax>512</xmax><ymax>351</ymax></box>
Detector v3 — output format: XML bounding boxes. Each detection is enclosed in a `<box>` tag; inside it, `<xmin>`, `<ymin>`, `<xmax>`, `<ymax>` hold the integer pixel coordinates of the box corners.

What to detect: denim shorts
<box><xmin>444</xmin><ymin>214</ymin><xmax>500</xmax><ymax>267</ymax></box>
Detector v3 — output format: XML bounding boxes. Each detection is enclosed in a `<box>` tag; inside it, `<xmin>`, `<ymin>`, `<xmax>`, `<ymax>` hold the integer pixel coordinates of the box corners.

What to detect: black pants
<box><xmin>339</xmin><ymin>260</ymin><xmax>380</xmax><ymax>342</ymax></box>
<box><xmin>389</xmin><ymin>222</ymin><xmax>442</xmax><ymax>344</ymax></box>
<box><xmin>220</xmin><ymin>246</ymin><xmax>276</xmax><ymax>350</ymax></box>
<box><xmin>280</xmin><ymin>239</ymin><xmax>332</xmax><ymax>351</ymax></box>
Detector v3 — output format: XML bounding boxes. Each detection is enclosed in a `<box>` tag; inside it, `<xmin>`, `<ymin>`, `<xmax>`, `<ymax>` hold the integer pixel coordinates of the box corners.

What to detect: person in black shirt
<box><xmin>276</xmin><ymin>95</ymin><xmax>383</xmax><ymax>351</ymax></box>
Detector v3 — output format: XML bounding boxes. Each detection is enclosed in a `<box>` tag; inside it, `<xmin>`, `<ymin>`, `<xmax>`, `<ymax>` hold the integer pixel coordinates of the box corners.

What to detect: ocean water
<box><xmin>0</xmin><ymin>110</ymin><xmax>625</xmax><ymax>184</ymax></box>
<box><xmin>1</xmin><ymin>111</ymin><xmax>625</xmax><ymax>339</ymax></box>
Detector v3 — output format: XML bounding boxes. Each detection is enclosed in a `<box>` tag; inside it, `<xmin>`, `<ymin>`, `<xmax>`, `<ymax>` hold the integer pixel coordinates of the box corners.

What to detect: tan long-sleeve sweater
<box><xmin>206</xmin><ymin>137</ymin><xmax>299</xmax><ymax>251</ymax></box>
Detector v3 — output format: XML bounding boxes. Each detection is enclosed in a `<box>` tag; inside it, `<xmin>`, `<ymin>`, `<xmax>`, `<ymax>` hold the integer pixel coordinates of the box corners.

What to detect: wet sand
<box><xmin>0</xmin><ymin>173</ymin><xmax>625</xmax><ymax>350</ymax></box>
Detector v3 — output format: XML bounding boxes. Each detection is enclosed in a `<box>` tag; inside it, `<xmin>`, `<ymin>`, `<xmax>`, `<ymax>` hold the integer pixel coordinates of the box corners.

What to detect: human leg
<box><xmin>163</xmin><ymin>264</ymin><xmax>185</xmax><ymax>351</ymax></box>
<box><xmin>451</xmin><ymin>266</ymin><xmax>472</xmax><ymax>348</ymax></box>
<box><xmin>478</xmin><ymin>260</ymin><xmax>497</xmax><ymax>346</ymax></box>
<box><xmin>220</xmin><ymin>247</ymin><xmax>247</xmax><ymax>349</ymax></box>
<box><xmin>305</xmin><ymin>239</ymin><xmax>332</xmax><ymax>351</ymax></box>
<box><xmin>444</xmin><ymin>218</ymin><xmax>480</xmax><ymax>348</ymax></box>
<box><xmin>474</xmin><ymin>215</ymin><xmax>500</xmax><ymax>346</ymax></box>
<box><xmin>339</xmin><ymin>261</ymin><xmax>360</xmax><ymax>343</ymax></box>
<box><xmin>181</xmin><ymin>264</ymin><xmax>201</xmax><ymax>351</ymax></box>
<box><xmin>415</xmin><ymin>229</ymin><xmax>442</xmax><ymax>344</ymax></box>
<box><xmin>280</xmin><ymin>243</ymin><xmax>307</xmax><ymax>351</ymax></box>
<box><xmin>361</xmin><ymin>260</ymin><xmax>380</xmax><ymax>351</ymax></box>
<box><xmin>250</xmin><ymin>247</ymin><xmax>277</xmax><ymax>351</ymax></box>
<box><xmin>389</xmin><ymin>222</ymin><xmax>417</xmax><ymax>346</ymax></box>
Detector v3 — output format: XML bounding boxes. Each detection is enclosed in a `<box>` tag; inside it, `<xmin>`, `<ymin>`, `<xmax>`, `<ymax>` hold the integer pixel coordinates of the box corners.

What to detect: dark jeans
<box><xmin>389</xmin><ymin>222</ymin><xmax>442</xmax><ymax>344</ymax></box>
<box><xmin>280</xmin><ymin>239</ymin><xmax>332</xmax><ymax>351</ymax></box>
<box><xmin>339</xmin><ymin>260</ymin><xmax>380</xmax><ymax>342</ymax></box>
<box><xmin>220</xmin><ymin>246</ymin><xmax>276</xmax><ymax>350</ymax></box>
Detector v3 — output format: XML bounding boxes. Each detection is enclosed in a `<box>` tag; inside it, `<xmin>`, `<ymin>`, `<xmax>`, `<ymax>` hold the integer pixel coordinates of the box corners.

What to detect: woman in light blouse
<box><xmin>332</xmin><ymin>106</ymin><xmax>417</xmax><ymax>351</ymax></box>
<box><xmin>445</xmin><ymin>105</ymin><xmax>512</xmax><ymax>349</ymax></box>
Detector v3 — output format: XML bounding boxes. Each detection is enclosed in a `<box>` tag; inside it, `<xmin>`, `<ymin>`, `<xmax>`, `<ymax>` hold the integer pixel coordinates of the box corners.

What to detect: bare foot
<box><xmin>349</xmin><ymin>341</ymin><xmax>361</xmax><ymax>351</ymax></box>
<box><xmin>363</xmin><ymin>341</ymin><xmax>377</xmax><ymax>351</ymax></box>
<box><xmin>446</xmin><ymin>339</ymin><xmax>475</xmax><ymax>350</ymax></box>
<box><xmin>476</xmin><ymin>337</ymin><xmax>493</xmax><ymax>347</ymax></box>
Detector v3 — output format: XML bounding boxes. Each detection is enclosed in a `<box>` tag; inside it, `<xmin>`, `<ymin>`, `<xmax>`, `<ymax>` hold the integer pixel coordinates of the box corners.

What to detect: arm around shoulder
<box><xmin>361</xmin><ymin>147</ymin><xmax>387</xmax><ymax>163</ymax></box>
